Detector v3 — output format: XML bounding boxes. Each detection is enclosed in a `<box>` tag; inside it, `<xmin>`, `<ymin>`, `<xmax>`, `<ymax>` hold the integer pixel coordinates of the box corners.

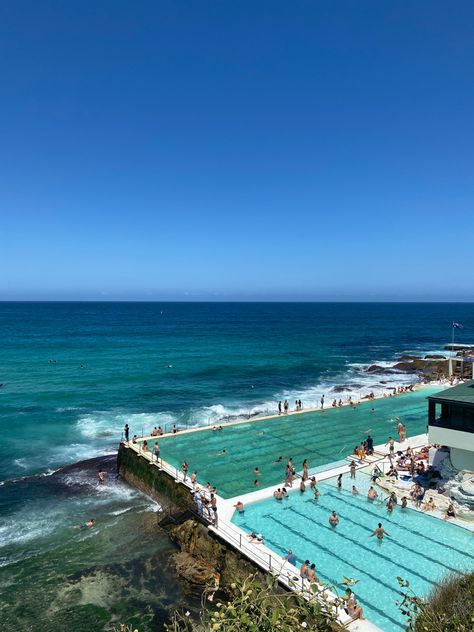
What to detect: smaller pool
<box><xmin>231</xmin><ymin>471</ymin><xmax>474</xmax><ymax>632</ymax></box>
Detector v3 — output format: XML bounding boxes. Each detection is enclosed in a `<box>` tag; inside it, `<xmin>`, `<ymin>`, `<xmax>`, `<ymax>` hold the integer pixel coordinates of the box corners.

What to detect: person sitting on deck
<box><xmin>247</xmin><ymin>531</ymin><xmax>264</xmax><ymax>544</ymax></box>
<box><xmin>285</xmin><ymin>550</ymin><xmax>297</xmax><ymax>565</ymax></box>
<box><xmin>345</xmin><ymin>589</ymin><xmax>365</xmax><ymax>620</ymax></box>
<box><xmin>444</xmin><ymin>503</ymin><xmax>456</xmax><ymax>520</ymax></box>
<box><xmin>151</xmin><ymin>426</ymin><xmax>159</xmax><ymax>436</ymax></box>
<box><xmin>307</xmin><ymin>563</ymin><xmax>319</xmax><ymax>583</ymax></box>
<box><xmin>422</xmin><ymin>496</ymin><xmax>436</xmax><ymax>512</ymax></box>
<box><xmin>300</xmin><ymin>560</ymin><xmax>310</xmax><ymax>578</ymax></box>
<box><xmin>386</xmin><ymin>465</ymin><xmax>399</xmax><ymax>479</ymax></box>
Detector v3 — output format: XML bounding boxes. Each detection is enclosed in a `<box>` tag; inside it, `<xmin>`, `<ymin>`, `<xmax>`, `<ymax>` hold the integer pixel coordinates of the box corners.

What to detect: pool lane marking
<box><xmin>236</xmin><ymin>523</ymin><xmax>405</xmax><ymax>632</ymax></box>
<box><xmin>158</xmin><ymin>408</ymin><xmax>427</xmax><ymax>475</ymax></box>
<box><xmin>263</xmin><ymin>513</ymin><xmax>415</xmax><ymax>604</ymax></box>
<box><xmin>288</xmin><ymin>499</ymin><xmax>463</xmax><ymax>578</ymax></box>
<box><xmin>321</xmin><ymin>488</ymin><xmax>474</xmax><ymax>562</ymax></box>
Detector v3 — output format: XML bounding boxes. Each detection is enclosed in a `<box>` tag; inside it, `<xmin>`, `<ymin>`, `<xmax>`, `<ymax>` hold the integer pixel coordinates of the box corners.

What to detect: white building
<box><xmin>428</xmin><ymin>380</ymin><xmax>474</xmax><ymax>471</ymax></box>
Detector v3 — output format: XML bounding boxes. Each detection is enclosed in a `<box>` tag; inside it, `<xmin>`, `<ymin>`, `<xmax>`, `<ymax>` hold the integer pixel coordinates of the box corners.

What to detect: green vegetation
<box><xmin>165</xmin><ymin>574</ymin><xmax>341</xmax><ymax>631</ymax></box>
<box><xmin>398</xmin><ymin>573</ymin><xmax>474</xmax><ymax>632</ymax></box>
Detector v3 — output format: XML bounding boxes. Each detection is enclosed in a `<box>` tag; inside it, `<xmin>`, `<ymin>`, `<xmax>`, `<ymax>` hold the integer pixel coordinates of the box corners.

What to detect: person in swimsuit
<box><xmin>329</xmin><ymin>511</ymin><xmax>339</xmax><ymax>527</ymax></box>
<box><xmin>285</xmin><ymin>550</ymin><xmax>297</xmax><ymax>565</ymax></box>
<box><xmin>444</xmin><ymin>504</ymin><xmax>456</xmax><ymax>520</ymax></box>
<box><xmin>300</xmin><ymin>560</ymin><xmax>310</xmax><ymax>579</ymax></box>
<box><xmin>233</xmin><ymin>501</ymin><xmax>244</xmax><ymax>513</ymax></box>
<box><xmin>345</xmin><ymin>589</ymin><xmax>364</xmax><ymax>620</ymax></box>
<box><xmin>98</xmin><ymin>469</ymin><xmax>106</xmax><ymax>485</ymax></box>
<box><xmin>386</xmin><ymin>436</ymin><xmax>395</xmax><ymax>457</ymax></box>
<box><xmin>370</xmin><ymin>522</ymin><xmax>390</xmax><ymax>540</ymax></box>
<box><xmin>367</xmin><ymin>486</ymin><xmax>378</xmax><ymax>501</ymax></box>
<box><xmin>307</xmin><ymin>563</ymin><xmax>319</xmax><ymax>583</ymax></box>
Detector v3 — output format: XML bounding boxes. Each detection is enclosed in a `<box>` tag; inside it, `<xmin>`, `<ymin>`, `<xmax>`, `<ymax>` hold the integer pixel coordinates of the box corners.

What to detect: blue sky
<box><xmin>1</xmin><ymin>1</ymin><xmax>473</xmax><ymax>301</ymax></box>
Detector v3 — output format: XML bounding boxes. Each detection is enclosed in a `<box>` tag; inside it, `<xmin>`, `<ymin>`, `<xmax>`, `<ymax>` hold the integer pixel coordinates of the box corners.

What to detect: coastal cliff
<box><xmin>117</xmin><ymin>445</ymin><xmax>270</xmax><ymax>591</ymax></box>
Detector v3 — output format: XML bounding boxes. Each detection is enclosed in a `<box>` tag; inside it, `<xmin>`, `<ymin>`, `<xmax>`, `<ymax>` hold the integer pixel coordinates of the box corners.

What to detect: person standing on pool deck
<box><xmin>370</xmin><ymin>523</ymin><xmax>390</xmax><ymax>540</ymax></box>
<box><xmin>182</xmin><ymin>461</ymin><xmax>188</xmax><ymax>482</ymax></box>
<box><xmin>153</xmin><ymin>441</ymin><xmax>160</xmax><ymax>464</ymax></box>
<box><xmin>124</xmin><ymin>424</ymin><xmax>129</xmax><ymax>442</ymax></box>
<box><xmin>386</xmin><ymin>436</ymin><xmax>395</xmax><ymax>458</ymax></box>
<box><xmin>278</xmin><ymin>401</ymin><xmax>282</xmax><ymax>415</ymax></box>
<box><xmin>349</xmin><ymin>461</ymin><xmax>356</xmax><ymax>479</ymax></box>
<box><xmin>366</xmin><ymin>435</ymin><xmax>374</xmax><ymax>455</ymax></box>
<box><xmin>302</xmin><ymin>459</ymin><xmax>309</xmax><ymax>481</ymax></box>
<box><xmin>320</xmin><ymin>394</ymin><xmax>325</xmax><ymax>409</ymax></box>
<box><xmin>284</xmin><ymin>399</ymin><xmax>289</xmax><ymax>414</ymax></box>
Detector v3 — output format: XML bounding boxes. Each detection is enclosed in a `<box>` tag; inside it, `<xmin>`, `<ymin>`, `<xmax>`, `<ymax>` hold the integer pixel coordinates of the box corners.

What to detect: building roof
<box><xmin>428</xmin><ymin>380</ymin><xmax>474</xmax><ymax>407</ymax></box>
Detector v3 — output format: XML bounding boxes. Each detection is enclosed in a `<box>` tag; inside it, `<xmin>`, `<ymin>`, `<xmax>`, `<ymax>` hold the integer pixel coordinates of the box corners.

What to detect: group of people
<box><xmin>192</xmin><ymin>487</ymin><xmax>218</xmax><ymax>525</ymax></box>
<box><xmin>352</xmin><ymin>435</ymin><xmax>374</xmax><ymax>461</ymax></box>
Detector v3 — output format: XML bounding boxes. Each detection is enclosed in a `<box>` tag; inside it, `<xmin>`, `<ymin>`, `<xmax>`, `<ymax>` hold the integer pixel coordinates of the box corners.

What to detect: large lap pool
<box><xmin>231</xmin><ymin>471</ymin><xmax>474</xmax><ymax>632</ymax></box>
<box><xmin>150</xmin><ymin>388</ymin><xmax>439</xmax><ymax>498</ymax></box>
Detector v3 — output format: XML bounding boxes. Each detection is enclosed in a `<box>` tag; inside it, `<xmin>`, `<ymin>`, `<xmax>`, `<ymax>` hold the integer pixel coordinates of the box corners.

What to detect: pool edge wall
<box><xmin>117</xmin><ymin>443</ymin><xmax>195</xmax><ymax>511</ymax></box>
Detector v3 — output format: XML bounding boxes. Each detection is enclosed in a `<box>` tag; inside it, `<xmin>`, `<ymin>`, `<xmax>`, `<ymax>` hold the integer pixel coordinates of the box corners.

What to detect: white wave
<box><xmin>13</xmin><ymin>458</ymin><xmax>28</xmax><ymax>470</ymax></box>
<box><xmin>76</xmin><ymin>411</ymin><xmax>176</xmax><ymax>439</ymax></box>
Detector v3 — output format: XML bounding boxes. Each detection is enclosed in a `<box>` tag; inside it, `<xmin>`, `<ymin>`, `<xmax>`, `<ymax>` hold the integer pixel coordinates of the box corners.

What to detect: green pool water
<box><xmin>144</xmin><ymin>388</ymin><xmax>440</xmax><ymax>498</ymax></box>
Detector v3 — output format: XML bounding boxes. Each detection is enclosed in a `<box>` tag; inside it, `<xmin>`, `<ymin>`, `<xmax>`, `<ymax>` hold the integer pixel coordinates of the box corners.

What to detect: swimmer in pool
<box><xmin>370</xmin><ymin>523</ymin><xmax>390</xmax><ymax>540</ymax></box>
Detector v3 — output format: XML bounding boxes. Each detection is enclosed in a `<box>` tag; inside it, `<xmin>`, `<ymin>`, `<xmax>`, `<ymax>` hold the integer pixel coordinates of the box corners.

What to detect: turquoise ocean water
<box><xmin>0</xmin><ymin>302</ymin><xmax>473</xmax><ymax>630</ymax></box>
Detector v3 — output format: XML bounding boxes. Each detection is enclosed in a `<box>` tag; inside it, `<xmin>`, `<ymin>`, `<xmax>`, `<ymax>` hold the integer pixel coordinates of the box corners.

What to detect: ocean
<box><xmin>0</xmin><ymin>301</ymin><xmax>473</xmax><ymax>631</ymax></box>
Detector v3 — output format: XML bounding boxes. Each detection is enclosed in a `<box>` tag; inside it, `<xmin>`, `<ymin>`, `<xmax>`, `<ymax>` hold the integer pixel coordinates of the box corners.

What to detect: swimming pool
<box><xmin>231</xmin><ymin>471</ymin><xmax>474</xmax><ymax>632</ymax></box>
<box><xmin>144</xmin><ymin>388</ymin><xmax>439</xmax><ymax>498</ymax></box>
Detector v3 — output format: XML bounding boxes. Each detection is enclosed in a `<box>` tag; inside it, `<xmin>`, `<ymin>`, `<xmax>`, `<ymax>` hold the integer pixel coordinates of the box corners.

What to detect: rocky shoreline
<box><xmin>364</xmin><ymin>345</ymin><xmax>474</xmax><ymax>382</ymax></box>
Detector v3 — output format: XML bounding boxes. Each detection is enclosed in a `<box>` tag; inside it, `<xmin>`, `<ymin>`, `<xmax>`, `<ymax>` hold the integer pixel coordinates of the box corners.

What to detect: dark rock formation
<box><xmin>366</xmin><ymin>365</ymin><xmax>385</xmax><ymax>373</ymax></box>
<box><xmin>169</xmin><ymin>520</ymin><xmax>269</xmax><ymax>590</ymax></box>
